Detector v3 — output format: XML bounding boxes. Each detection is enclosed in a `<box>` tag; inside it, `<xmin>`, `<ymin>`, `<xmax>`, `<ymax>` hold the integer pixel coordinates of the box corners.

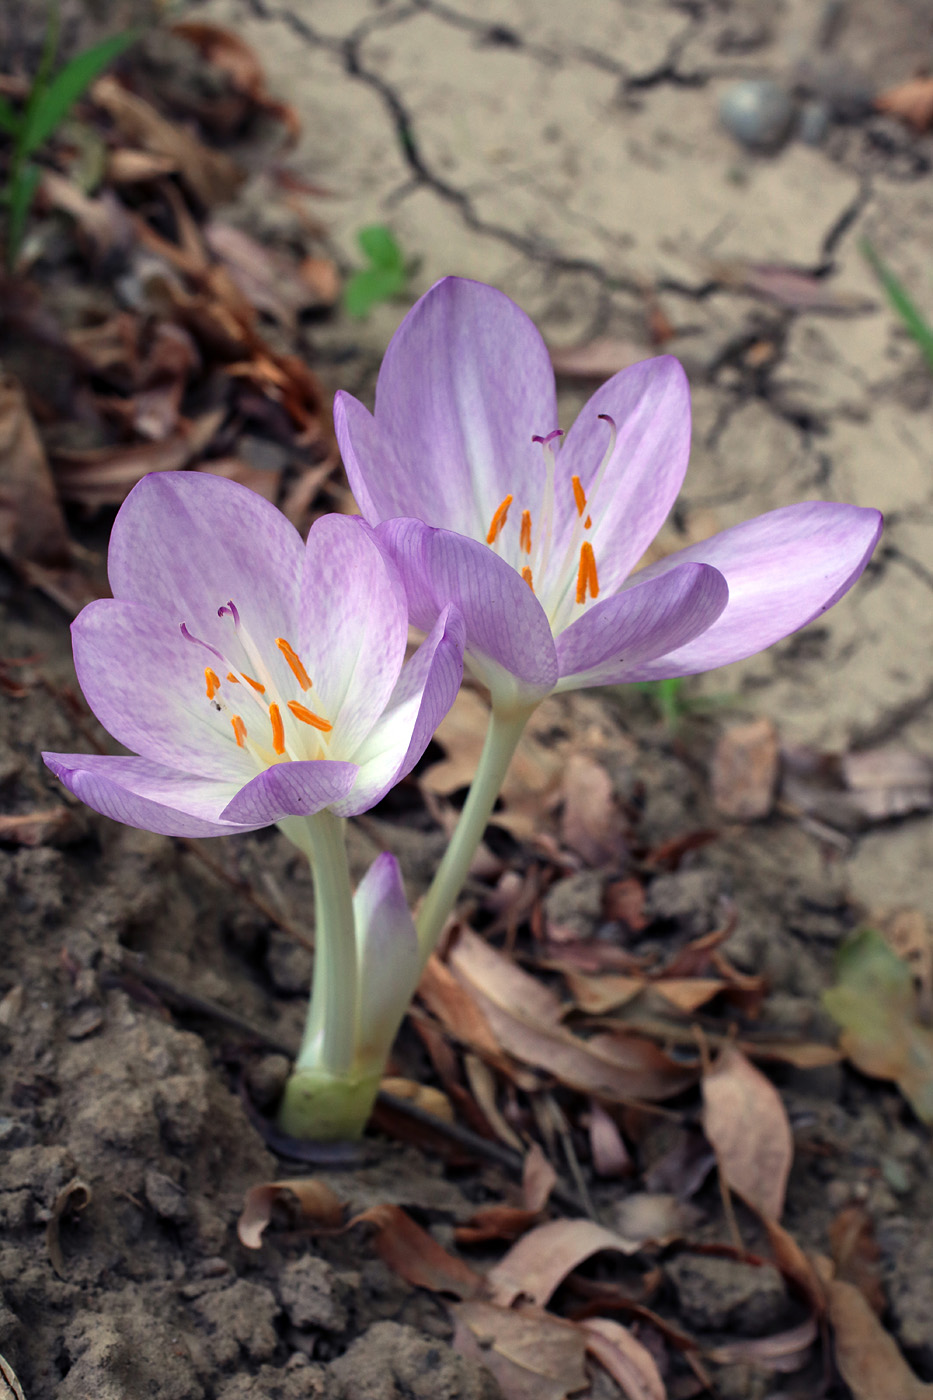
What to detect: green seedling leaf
<box><xmin>357</xmin><ymin>222</ymin><xmax>405</xmax><ymax>271</ymax></box>
<box><xmin>861</xmin><ymin>237</ymin><xmax>933</xmax><ymax>376</ymax></box>
<box><xmin>824</xmin><ymin>927</ymin><xmax>933</xmax><ymax>1123</ymax></box>
<box><xmin>7</xmin><ymin>163</ymin><xmax>42</xmax><ymax>265</ymax></box>
<box><xmin>344</xmin><ymin>262</ymin><xmax>407</xmax><ymax>319</ymax></box>
<box><xmin>21</xmin><ymin>29</ymin><xmax>138</xmax><ymax>156</ymax></box>
<box><xmin>0</xmin><ymin>94</ymin><xmax>18</xmax><ymax>135</ymax></box>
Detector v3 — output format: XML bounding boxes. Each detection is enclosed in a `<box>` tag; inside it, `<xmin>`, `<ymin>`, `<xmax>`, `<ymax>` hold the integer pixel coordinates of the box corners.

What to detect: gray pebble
<box><xmin>719</xmin><ymin>81</ymin><xmax>796</xmax><ymax>151</ymax></box>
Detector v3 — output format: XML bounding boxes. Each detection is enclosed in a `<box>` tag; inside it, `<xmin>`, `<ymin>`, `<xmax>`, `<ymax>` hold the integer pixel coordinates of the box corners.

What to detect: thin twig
<box><xmin>177</xmin><ymin>839</ymin><xmax>314</xmax><ymax>950</ymax></box>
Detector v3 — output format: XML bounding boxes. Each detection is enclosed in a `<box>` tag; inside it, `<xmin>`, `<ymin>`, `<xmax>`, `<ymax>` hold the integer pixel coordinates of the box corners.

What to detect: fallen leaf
<box><xmin>172</xmin><ymin>21</ymin><xmax>301</xmax><ymax>141</ymax></box>
<box><xmin>40</xmin><ymin>170</ymin><xmax>134</xmax><ymax>259</ymax></box>
<box><xmin>560</xmin><ymin>751</ymin><xmax>628</xmax><ymax>865</ymax></box>
<box><xmin>841</xmin><ymin>746</ymin><xmax>933</xmax><ymax>822</ymax></box>
<box><xmin>51</xmin><ymin>410</ymin><xmax>224</xmax><ymax>508</ymax></box>
<box><xmin>455</xmin><ymin>1142</ymin><xmax>557</xmax><ymax>1245</ymax></box>
<box><xmin>610</xmin><ymin>1193</ymin><xmax>701</xmax><ymax>1249</ymax></box>
<box><xmin>706</xmin><ymin>259</ymin><xmax>875</xmax><ymax>312</ymax></box>
<box><xmin>237</xmin><ymin>1177</ymin><xmax>344</xmax><ymax>1248</ymax></box>
<box><xmin>828</xmin><ymin>1278</ymin><xmax>933</xmax><ymax>1399</ymax></box>
<box><xmin>875</xmin><ymin>76</ymin><xmax>933</xmax><ymax>132</ymax></box>
<box><xmin>299</xmin><ymin>255</ymin><xmax>340</xmax><ymax>306</ymax></box>
<box><xmin>379</xmin><ymin>1076</ymin><xmax>454</xmax><ymax>1123</ymax></box>
<box><xmin>705</xmin><ymin>1316</ymin><xmax>818</xmax><ymax>1371</ymax></box>
<box><xmin>823</xmin><ymin>928</ymin><xmax>933</xmax><ymax>1123</ymax></box>
<box><xmin>46</xmin><ymin>1178</ymin><xmax>92</xmax><ymax>1278</ymax></box>
<box><xmin>488</xmin><ymin>1217</ymin><xmax>646</xmax><ymax>1308</ymax></box>
<box><xmin>0</xmin><ymin>808</ymin><xmax>74</xmax><ymax>846</ymax></box>
<box><xmin>0</xmin><ymin>374</ymin><xmax>72</xmax><ymax>568</ymax></box>
<box><xmin>829</xmin><ymin>1205</ymin><xmax>885</xmax><ymax>1315</ymax></box>
<box><xmin>106</xmin><ymin>147</ymin><xmax>179</xmax><ymax>182</ymax></box>
<box><xmin>588</xmin><ymin>1100</ymin><xmax>632</xmax><ymax>1178</ymax></box>
<box><xmin>91</xmin><ymin>74</ymin><xmax>242</xmax><ymax>206</ymax></box>
<box><xmin>549</xmin><ymin>337</ymin><xmax>649</xmax><ymax>379</ymax></box>
<box><xmin>353</xmin><ymin>1204</ymin><xmax>483</xmax><ymax>1298</ymax></box>
<box><xmin>581</xmin><ymin>1316</ymin><xmax>667</xmax><ymax>1400</ymax></box>
<box><xmin>417</xmin><ymin>954</ymin><xmax>505</xmax><ymax>1064</ymax></box>
<box><xmin>710</xmin><ymin>718</ymin><xmax>779</xmax><ymax>821</ymax></box>
<box><xmin>701</xmin><ymin>1044</ymin><xmax>793</xmax><ymax>1222</ymax></box>
<box><xmin>0</xmin><ymin>1352</ymin><xmax>26</xmax><ymax>1400</ymax></box>
<box><xmin>205</xmin><ymin>221</ymin><xmax>326</xmax><ymax>330</ymax></box>
<box><xmin>604</xmin><ymin>877</ymin><xmax>647</xmax><ymax>930</ymax></box>
<box><xmin>452</xmin><ymin>1300</ymin><xmax>589</xmax><ymax>1400</ymax></box>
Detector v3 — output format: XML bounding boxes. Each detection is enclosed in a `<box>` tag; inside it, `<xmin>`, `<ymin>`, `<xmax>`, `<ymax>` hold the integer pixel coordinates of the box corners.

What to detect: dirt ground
<box><xmin>3</xmin><ymin>0</ymin><xmax>933</xmax><ymax>1397</ymax></box>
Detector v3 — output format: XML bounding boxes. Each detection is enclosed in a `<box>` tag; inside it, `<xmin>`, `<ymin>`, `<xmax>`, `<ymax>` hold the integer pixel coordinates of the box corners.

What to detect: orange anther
<box><xmin>269</xmin><ymin>702</ymin><xmax>286</xmax><ymax>755</ymax></box>
<box><xmin>277</xmin><ymin>637</ymin><xmax>312</xmax><ymax>691</ymax></box>
<box><xmin>205</xmin><ymin>667</ymin><xmax>221</xmax><ymax>700</ymax></box>
<box><xmin>243</xmin><ymin>673</ymin><xmax>266</xmax><ymax>694</ymax></box>
<box><xmin>486</xmin><ymin>494</ymin><xmax>513</xmax><ymax>544</ymax></box>
<box><xmin>521</xmin><ymin>565</ymin><xmax>534</xmax><ymax>592</ymax></box>
<box><xmin>585</xmin><ymin>514</ymin><xmax>592</xmax><ymax>530</ymax></box>
<box><xmin>226</xmin><ymin>672</ymin><xmax>239</xmax><ymax>684</ymax></box>
<box><xmin>571</xmin><ymin>475</ymin><xmax>587</xmax><ymax>517</ymax></box>
<box><xmin>287</xmin><ymin>700</ymin><xmax>333</xmax><ymax>733</ymax></box>
<box><xmin>519</xmin><ymin>509</ymin><xmax>532</xmax><ymax>554</ymax></box>
<box><xmin>575</xmin><ymin>541</ymin><xmax>599</xmax><ymax>604</ymax></box>
<box><xmin>231</xmin><ymin>715</ymin><xmax>247</xmax><ymax>747</ymax></box>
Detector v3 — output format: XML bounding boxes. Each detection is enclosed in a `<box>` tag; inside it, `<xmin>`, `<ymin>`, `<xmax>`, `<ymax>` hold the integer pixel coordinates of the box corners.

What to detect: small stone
<box><xmin>710</xmin><ymin>718</ymin><xmax>779</xmax><ymax>820</ymax></box>
<box><xmin>279</xmin><ymin>1255</ymin><xmax>350</xmax><ymax>1333</ymax></box>
<box><xmin>719</xmin><ymin>80</ymin><xmax>796</xmax><ymax>151</ymax></box>
<box><xmin>246</xmin><ymin>1054</ymin><xmax>291</xmax><ymax>1112</ymax></box>
<box><xmin>144</xmin><ymin>1169</ymin><xmax>189</xmax><ymax>1223</ymax></box>
<box><xmin>797</xmin><ymin>99</ymin><xmax>832</xmax><ymax>146</ymax></box>
<box><xmin>666</xmin><ymin>1254</ymin><xmax>788</xmax><ymax>1335</ymax></box>
<box><xmin>266</xmin><ymin>930</ymin><xmax>313</xmax><ymax>994</ymax></box>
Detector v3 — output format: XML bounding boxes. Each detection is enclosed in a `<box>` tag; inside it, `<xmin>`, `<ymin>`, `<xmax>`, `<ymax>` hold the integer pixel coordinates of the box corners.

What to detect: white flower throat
<box><xmin>181</xmin><ymin>600</ymin><xmax>332</xmax><ymax>767</ymax></box>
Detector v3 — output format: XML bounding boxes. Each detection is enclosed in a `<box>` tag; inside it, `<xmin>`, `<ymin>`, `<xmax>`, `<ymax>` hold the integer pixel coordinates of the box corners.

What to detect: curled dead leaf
<box><xmin>452</xmin><ymin>1300</ymin><xmax>589</xmax><ymax>1400</ymax></box>
<box><xmin>46</xmin><ymin>1178</ymin><xmax>92</xmax><ymax>1278</ymax></box>
<box><xmin>701</xmin><ymin>1045</ymin><xmax>793</xmax><ymax>1223</ymax></box>
<box><xmin>875</xmin><ymin>76</ymin><xmax>933</xmax><ymax>132</ymax></box>
<box><xmin>488</xmin><ymin>1217</ymin><xmax>646</xmax><ymax>1308</ymax></box>
<box><xmin>0</xmin><ymin>1352</ymin><xmax>26</xmax><ymax>1400</ymax></box>
<box><xmin>828</xmin><ymin>1277</ymin><xmax>933</xmax><ymax>1400</ymax></box>
<box><xmin>352</xmin><ymin>1204</ymin><xmax>483</xmax><ymax>1299</ymax></box>
<box><xmin>581</xmin><ymin>1316</ymin><xmax>667</xmax><ymax>1400</ymax></box>
<box><xmin>237</xmin><ymin>1177</ymin><xmax>344</xmax><ymax>1248</ymax></box>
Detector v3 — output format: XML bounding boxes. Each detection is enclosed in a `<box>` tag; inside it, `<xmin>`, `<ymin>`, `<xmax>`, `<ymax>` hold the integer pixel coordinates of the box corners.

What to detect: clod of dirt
<box><xmin>59</xmin><ymin>1302</ymin><xmax>204</xmax><ymax>1400</ymax></box>
<box><xmin>664</xmin><ymin>1255</ymin><xmax>788</xmax><ymax>1335</ymax></box>
<box><xmin>143</xmin><ymin>1168</ymin><xmax>189</xmax><ymax>1223</ymax></box>
<box><xmin>327</xmin><ymin>1321</ymin><xmax>499</xmax><ymax>1400</ymax></box>
<box><xmin>644</xmin><ymin>870</ymin><xmax>724</xmax><ymax>939</ymax></box>
<box><xmin>543</xmin><ymin>871</ymin><xmax>605</xmax><ymax>942</ymax></box>
<box><xmin>215</xmin><ymin>1358</ymin><xmax>328</xmax><ymax>1400</ymax></box>
<box><xmin>279</xmin><ymin>1255</ymin><xmax>353</xmax><ymax>1334</ymax></box>
<box><xmin>883</xmin><ymin>1226</ymin><xmax>933</xmax><ymax>1372</ymax></box>
<box><xmin>190</xmin><ymin>1278</ymin><xmax>280</xmax><ymax>1366</ymax></box>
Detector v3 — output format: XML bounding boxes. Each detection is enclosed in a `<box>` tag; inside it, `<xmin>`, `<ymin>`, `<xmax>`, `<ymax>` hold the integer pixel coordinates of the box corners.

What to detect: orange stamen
<box><xmin>287</xmin><ymin>700</ymin><xmax>333</xmax><ymax>733</ymax></box>
<box><xmin>226</xmin><ymin>672</ymin><xmax>239</xmax><ymax>684</ymax></box>
<box><xmin>205</xmin><ymin>667</ymin><xmax>221</xmax><ymax>700</ymax></box>
<box><xmin>277</xmin><ymin>637</ymin><xmax>312</xmax><ymax>690</ymax></box>
<box><xmin>243</xmin><ymin>673</ymin><xmax>265</xmax><ymax>694</ymax></box>
<box><xmin>521</xmin><ymin>565</ymin><xmax>534</xmax><ymax>592</ymax></box>
<box><xmin>575</xmin><ymin>541</ymin><xmax>599</xmax><ymax>604</ymax></box>
<box><xmin>519</xmin><ymin>509</ymin><xmax>532</xmax><ymax>554</ymax></box>
<box><xmin>585</xmin><ymin>514</ymin><xmax>592</xmax><ymax>529</ymax></box>
<box><xmin>269</xmin><ymin>702</ymin><xmax>286</xmax><ymax>755</ymax></box>
<box><xmin>231</xmin><ymin>715</ymin><xmax>247</xmax><ymax>747</ymax></box>
<box><xmin>571</xmin><ymin>475</ymin><xmax>587</xmax><ymax>517</ymax></box>
<box><xmin>486</xmin><ymin>494</ymin><xmax>513</xmax><ymax>544</ymax></box>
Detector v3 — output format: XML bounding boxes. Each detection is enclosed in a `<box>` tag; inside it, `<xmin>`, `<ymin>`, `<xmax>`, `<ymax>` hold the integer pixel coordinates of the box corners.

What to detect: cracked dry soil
<box><xmin>3</xmin><ymin>0</ymin><xmax>933</xmax><ymax>1396</ymax></box>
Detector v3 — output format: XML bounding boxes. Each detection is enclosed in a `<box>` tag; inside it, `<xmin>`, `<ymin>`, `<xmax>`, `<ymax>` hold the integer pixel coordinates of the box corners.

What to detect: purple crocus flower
<box><xmin>335</xmin><ymin>277</ymin><xmax>882</xmax><ymax>710</ymax></box>
<box><xmin>43</xmin><ymin>472</ymin><xmax>464</xmax><ymax>836</ymax></box>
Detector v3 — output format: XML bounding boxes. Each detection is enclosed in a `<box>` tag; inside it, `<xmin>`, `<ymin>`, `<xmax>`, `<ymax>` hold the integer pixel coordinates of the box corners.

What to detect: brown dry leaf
<box><xmin>46</xmin><ymin>1178</ymin><xmax>92</xmax><ymax>1277</ymax></box>
<box><xmin>299</xmin><ymin>255</ymin><xmax>340</xmax><ymax>306</ymax></box>
<box><xmin>52</xmin><ymin>410</ymin><xmax>224</xmax><ymax>508</ymax></box>
<box><xmin>237</xmin><ymin>1177</ymin><xmax>344</xmax><ymax>1248</ymax></box>
<box><xmin>762</xmin><ymin>1219</ymin><xmax>827</xmax><ymax>1314</ymax></box>
<box><xmin>563</xmin><ymin>969</ymin><xmax>726</xmax><ymax>1015</ymax></box>
<box><xmin>449</xmin><ymin>930</ymin><xmax>697</xmax><ymax>1103</ymax></box>
<box><xmin>705</xmin><ymin>1316</ymin><xmax>818</xmax><ymax>1371</ymax></box>
<box><xmin>739</xmin><ymin>1037</ymin><xmax>841</xmax><ymax>1069</ymax></box>
<box><xmin>0</xmin><ymin>1352</ymin><xmax>26</xmax><ymax>1400</ymax></box>
<box><xmin>352</xmin><ymin>1204</ymin><xmax>484</xmax><ymax>1299</ymax></box>
<box><xmin>40</xmin><ymin>171</ymin><xmax>134</xmax><ymax>259</ymax></box>
<box><xmin>172</xmin><ymin>21</ymin><xmax>301</xmax><ymax>141</ymax></box>
<box><xmin>588</xmin><ymin>1100</ymin><xmax>632</xmax><ymax>1177</ymax></box>
<box><xmin>380</xmin><ymin>1076</ymin><xmax>455</xmax><ymax>1123</ymax></box>
<box><xmin>106</xmin><ymin>147</ymin><xmax>179</xmax><ymax>183</ymax></box>
<box><xmin>91</xmin><ymin>75</ymin><xmax>243</xmax><ymax>206</ymax></box>
<box><xmin>875</xmin><ymin>76</ymin><xmax>933</xmax><ymax>132</ymax></box>
<box><xmin>710</xmin><ymin>719</ymin><xmax>779</xmax><ymax>821</ymax></box>
<box><xmin>488</xmin><ymin>1217</ymin><xmax>646</xmax><ymax>1308</ymax></box>
<box><xmin>701</xmin><ymin>1045</ymin><xmax>792</xmax><ymax>1223</ymax></box>
<box><xmin>828</xmin><ymin>1278</ymin><xmax>933</xmax><ymax>1400</ymax></box>
<box><xmin>452</xmin><ymin>1300</ymin><xmax>589</xmax><ymax>1400</ymax></box>
<box><xmin>0</xmin><ymin>809</ymin><xmax>74</xmax><ymax>846</ymax></box>
<box><xmin>842</xmin><ymin>746</ymin><xmax>933</xmax><ymax>823</ymax></box>
<box><xmin>463</xmin><ymin>1053</ymin><xmax>526</xmax><ymax>1150</ymax></box>
<box><xmin>0</xmin><ymin>374</ymin><xmax>72</xmax><ymax>568</ymax></box>
<box><xmin>560</xmin><ymin>751</ymin><xmax>627</xmax><ymax>866</ymax></box>
<box><xmin>611</xmin><ymin>1193</ymin><xmax>701</xmax><ymax>1249</ymax></box>
<box><xmin>417</xmin><ymin>955</ymin><xmax>505</xmax><ymax>1063</ymax></box>
<box><xmin>205</xmin><ymin>222</ymin><xmax>327</xmax><ymax>330</ymax></box>
<box><xmin>523</xmin><ymin>1141</ymin><xmax>558</xmax><ymax>1211</ymax></box>
<box><xmin>455</xmin><ymin>1143</ymin><xmax>557</xmax><ymax>1246</ymax></box>
<box><xmin>581</xmin><ymin>1316</ymin><xmax>667</xmax><ymax>1400</ymax></box>
<box><xmin>604</xmin><ymin>877</ymin><xmax>647</xmax><ymax>930</ymax></box>
<box><xmin>549</xmin><ymin>337</ymin><xmax>649</xmax><ymax>379</ymax></box>
<box><xmin>706</xmin><ymin>259</ymin><xmax>875</xmax><ymax>312</ymax></box>
<box><xmin>829</xmin><ymin>1205</ymin><xmax>885</xmax><ymax>1315</ymax></box>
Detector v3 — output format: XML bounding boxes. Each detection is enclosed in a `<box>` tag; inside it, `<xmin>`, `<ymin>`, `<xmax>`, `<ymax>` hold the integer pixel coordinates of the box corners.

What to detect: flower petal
<box><xmin>107</xmin><ymin>471</ymin><xmax>305</xmax><ymax>647</ymax></box>
<box><xmin>72</xmin><ymin>599</ymin><xmax>256</xmax><ymax>781</ymax></box>
<box><xmin>555</xmin><ymin>562</ymin><xmax>729</xmax><ymax>689</ymax></box>
<box><xmin>619</xmin><ymin>502</ymin><xmax>883</xmax><ymax>681</ymax></box>
<box><xmin>340</xmin><ymin>277</ymin><xmax>558</xmax><ymax>538</ymax></box>
<box><xmin>220</xmin><ymin>760</ymin><xmax>359</xmax><ymax>826</ymax></box>
<box><xmin>353</xmin><ymin>853</ymin><xmax>420</xmax><ymax>1058</ymax></box>
<box><xmin>332</xmin><ymin>603</ymin><xmax>465</xmax><ymax>816</ymax></box>
<box><xmin>557</xmin><ymin>355</ymin><xmax>692</xmax><ymax>591</ymax></box>
<box><xmin>42</xmin><ymin>753</ymin><xmax>249</xmax><ymax>836</ymax></box>
<box><xmin>378</xmin><ymin>518</ymin><xmax>559</xmax><ymax>705</ymax></box>
<box><xmin>296</xmin><ymin>515</ymin><xmax>408</xmax><ymax>754</ymax></box>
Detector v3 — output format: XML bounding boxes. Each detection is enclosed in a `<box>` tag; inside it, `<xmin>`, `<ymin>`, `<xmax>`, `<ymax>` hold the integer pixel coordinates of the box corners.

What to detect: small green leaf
<box><xmin>357</xmin><ymin>223</ymin><xmax>404</xmax><ymax>271</ymax></box>
<box><xmin>861</xmin><ymin>237</ymin><xmax>933</xmax><ymax>376</ymax></box>
<box><xmin>344</xmin><ymin>263</ymin><xmax>407</xmax><ymax>319</ymax></box>
<box><xmin>0</xmin><ymin>93</ymin><xmax>19</xmax><ymax>135</ymax></box>
<box><xmin>6</xmin><ymin>163</ymin><xmax>42</xmax><ymax>268</ymax></box>
<box><xmin>21</xmin><ymin>29</ymin><xmax>138</xmax><ymax>156</ymax></box>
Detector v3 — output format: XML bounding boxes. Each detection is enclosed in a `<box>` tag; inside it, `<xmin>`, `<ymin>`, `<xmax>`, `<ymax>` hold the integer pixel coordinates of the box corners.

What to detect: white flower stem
<box><xmin>415</xmin><ymin>702</ymin><xmax>536</xmax><ymax>966</ymax></box>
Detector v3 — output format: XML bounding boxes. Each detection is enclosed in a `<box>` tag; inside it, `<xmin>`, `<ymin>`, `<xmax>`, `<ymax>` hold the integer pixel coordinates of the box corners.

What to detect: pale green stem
<box><xmin>415</xmin><ymin>702</ymin><xmax>536</xmax><ymax>967</ymax></box>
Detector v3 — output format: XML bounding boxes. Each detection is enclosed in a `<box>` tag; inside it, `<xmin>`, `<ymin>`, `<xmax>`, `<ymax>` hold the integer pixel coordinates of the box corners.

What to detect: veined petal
<box><xmin>378</xmin><ymin>518</ymin><xmax>559</xmax><ymax>705</ymax></box>
<box><xmin>107</xmin><ymin>471</ymin><xmax>305</xmax><ymax>652</ymax></box>
<box><xmin>364</xmin><ymin>277</ymin><xmax>558</xmax><ymax>538</ymax></box>
<box><xmin>220</xmin><ymin>760</ymin><xmax>359</xmax><ymax>825</ymax></box>
<box><xmin>72</xmin><ymin>599</ymin><xmax>256</xmax><ymax>781</ymax></box>
<box><xmin>42</xmin><ymin>753</ymin><xmax>250</xmax><ymax>836</ymax></box>
<box><xmin>353</xmin><ymin>853</ymin><xmax>419</xmax><ymax>1059</ymax></box>
<box><xmin>557</xmin><ymin>356</ymin><xmax>692</xmax><ymax>592</ymax></box>
<box><xmin>296</xmin><ymin>515</ymin><xmax>408</xmax><ymax>755</ymax></box>
<box><xmin>618</xmin><ymin>502</ymin><xmax>883</xmax><ymax>681</ymax></box>
<box><xmin>555</xmin><ymin>563</ymin><xmax>728</xmax><ymax>690</ymax></box>
<box><xmin>332</xmin><ymin>604</ymin><xmax>465</xmax><ymax>816</ymax></box>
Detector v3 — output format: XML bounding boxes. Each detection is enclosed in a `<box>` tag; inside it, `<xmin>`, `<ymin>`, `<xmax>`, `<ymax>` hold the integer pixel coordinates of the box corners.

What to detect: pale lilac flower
<box><xmin>335</xmin><ymin>277</ymin><xmax>882</xmax><ymax>710</ymax></box>
<box><xmin>43</xmin><ymin>472</ymin><xmax>464</xmax><ymax>835</ymax></box>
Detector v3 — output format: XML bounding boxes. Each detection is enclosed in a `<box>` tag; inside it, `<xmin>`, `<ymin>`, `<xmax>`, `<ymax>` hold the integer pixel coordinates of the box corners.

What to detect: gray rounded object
<box><xmin>719</xmin><ymin>79</ymin><xmax>796</xmax><ymax>150</ymax></box>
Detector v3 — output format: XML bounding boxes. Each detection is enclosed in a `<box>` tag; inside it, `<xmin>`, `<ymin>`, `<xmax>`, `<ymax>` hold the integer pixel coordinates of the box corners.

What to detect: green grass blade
<box><xmin>6</xmin><ymin>162</ymin><xmax>42</xmax><ymax>267</ymax></box>
<box><xmin>0</xmin><ymin>94</ymin><xmax>19</xmax><ymax>135</ymax></box>
<box><xmin>861</xmin><ymin>237</ymin><xmax>933</xmax><ymax>375</ymax></box>
<box><xmin>21</xmin><ymin>29</ymin><xmax>138</xmax><ymax>156</ymax></box>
